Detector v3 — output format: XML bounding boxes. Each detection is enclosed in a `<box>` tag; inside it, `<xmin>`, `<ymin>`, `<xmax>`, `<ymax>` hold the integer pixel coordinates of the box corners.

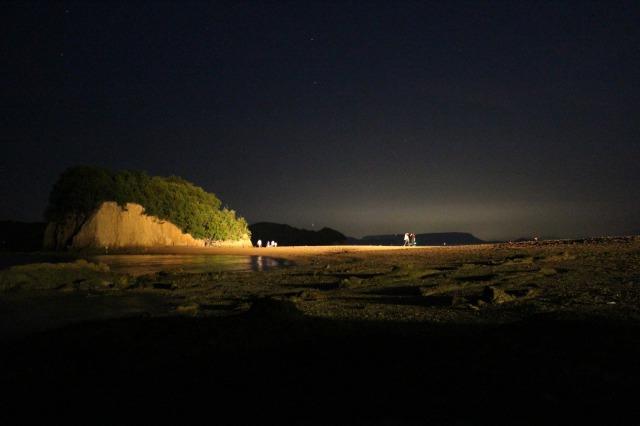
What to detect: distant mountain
<box><xmin>249</xmin><ymin>222</ymin><xmax>347</xmax><ymax>246</ymax></box>
<box><xmin>0</xmin><ymin>221</ymin><xmax>47</xmax><ymax>252</ymax></box>
<box><xmin>347</xmin><ymin>232</ymin><xmax>484</xmax><ymax>246</ymax></box>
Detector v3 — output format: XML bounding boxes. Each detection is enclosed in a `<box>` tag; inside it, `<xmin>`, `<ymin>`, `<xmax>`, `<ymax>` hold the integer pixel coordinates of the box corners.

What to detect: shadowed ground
<box><xmin>1</xmin><ymin>238</ymin><xmax>639</xmax><ymax>424</ymax></box>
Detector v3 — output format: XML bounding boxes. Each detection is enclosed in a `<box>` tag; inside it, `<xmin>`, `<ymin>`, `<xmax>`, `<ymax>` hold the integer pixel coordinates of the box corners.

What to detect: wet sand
<box><xmin>113</xmin><ymin>243</ymin><xmax>417</xmax><ymax>256</ymax></box>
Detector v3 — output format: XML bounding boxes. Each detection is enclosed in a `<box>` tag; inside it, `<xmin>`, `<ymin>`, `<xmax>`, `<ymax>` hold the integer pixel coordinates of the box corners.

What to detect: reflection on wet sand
<box><xmin>1</xmin><ymin>254</ymin><xmax>290</xmax><ymax>276</ymax></box>
<box><xmin>250</xmin><ymin>256</ymin><xmax>283</xmax><ymax>272</ymax></box>
<box><xmin>88</xmin><ymin>254</ymin><xmax>290</xmax><ymax>276</ymax></box>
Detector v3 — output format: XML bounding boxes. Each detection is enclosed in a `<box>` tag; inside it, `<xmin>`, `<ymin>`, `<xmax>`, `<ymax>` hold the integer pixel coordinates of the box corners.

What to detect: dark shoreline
<box><xmin>3</xmin><ymin>302</ymin><xmax>638</xmax><ymax>424</ymax></box>
<box><xmin>1</xmin><ymin>239</ymin><xmax>639</xmax><ymax>424</ymax></box>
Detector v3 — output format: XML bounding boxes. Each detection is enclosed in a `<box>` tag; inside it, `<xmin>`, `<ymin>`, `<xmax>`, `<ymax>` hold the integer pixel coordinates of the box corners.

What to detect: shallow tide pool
<box><xmin>0</xmin><ymin>253</ymin><xmax>290</xmax><ymax>276</ymax></box>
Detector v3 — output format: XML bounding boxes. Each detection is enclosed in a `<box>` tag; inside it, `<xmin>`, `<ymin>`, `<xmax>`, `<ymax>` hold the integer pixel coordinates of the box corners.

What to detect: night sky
<box><xmin>2</xmin><ymin>1</ymin><xmax>639</xmax><ymax>240</ymax></box>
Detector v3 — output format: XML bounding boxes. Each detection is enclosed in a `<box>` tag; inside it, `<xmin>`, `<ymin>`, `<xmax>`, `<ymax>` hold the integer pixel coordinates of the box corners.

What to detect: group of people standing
<box><xmin>403</xmin><ymin>233</ymin><xmax>417</xmax><ymax>246</ymax></box>
<box><xmin>256</xmin><ymin>239</ymin><xmax>277</xmax><ymax>248</ymax></box>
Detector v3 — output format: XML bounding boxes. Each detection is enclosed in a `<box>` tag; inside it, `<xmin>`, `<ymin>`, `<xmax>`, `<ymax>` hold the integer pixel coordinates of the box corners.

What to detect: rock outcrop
<box><xmin>43</xmin><ymin>212</ymin><xmax>88</xmax><ymax>250</ymax></box>
<box><xmin>44</xmin><ymin>202</ymin><xmax>252</xmax><ymax>249</ymax></box>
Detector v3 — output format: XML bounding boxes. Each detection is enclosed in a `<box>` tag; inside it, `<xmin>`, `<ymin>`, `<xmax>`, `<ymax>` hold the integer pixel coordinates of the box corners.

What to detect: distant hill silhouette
<box><xmin>0</xmin><ymin>221</ymin><xmax>47</xmax><ymax>252</ymax></box>
<box><xmin>249</xmin><ymin>223</ymin><xmax>347</xmax><ymax>246</ymax></box>
<box><xmin>347</xmin><ymin>232</ymin><xmax>484</xmax><ymax>246</ymax></box>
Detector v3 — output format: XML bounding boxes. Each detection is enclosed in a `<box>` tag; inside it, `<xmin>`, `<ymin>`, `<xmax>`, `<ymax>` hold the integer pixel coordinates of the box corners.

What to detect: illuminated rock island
<box><xmin>43</xmin><ymin>166</ymin><xmax>252</xmax><ymax>249</ymax></box>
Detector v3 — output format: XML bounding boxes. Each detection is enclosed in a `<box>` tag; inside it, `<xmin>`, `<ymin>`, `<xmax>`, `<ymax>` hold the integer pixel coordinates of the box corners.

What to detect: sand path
<box><xmin>118</xmin><ymin>244</ymin><xmax>493</xmax><ymax>258</ymax></box>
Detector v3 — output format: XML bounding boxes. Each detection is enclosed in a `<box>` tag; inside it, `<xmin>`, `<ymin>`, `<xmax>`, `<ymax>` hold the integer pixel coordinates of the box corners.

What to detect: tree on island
<box><xmin>45</xmin><ymin>166</ymin><xmax>250</xmax><ymax>242</ymax></box>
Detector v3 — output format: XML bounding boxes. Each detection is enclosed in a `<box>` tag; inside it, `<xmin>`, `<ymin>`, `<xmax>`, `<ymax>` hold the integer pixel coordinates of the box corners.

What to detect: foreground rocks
<box><xmin>3</xmin><ymin>237</ymin><xmax>640</xmax><ymax>324</ymax></box>
<box><xmin>1</xmin><ymin>238</ymin><xmax>639</xmax><ymax>424</ymax></box>
<box><xmin>482</xmin><ymin>285</ymin><xmax>515</xmax><ymax>304</ymax></box>
<box><xmin>0</xmin><ymin>260</ymin><xmax>116</xmax><ymax>292</ymax></box>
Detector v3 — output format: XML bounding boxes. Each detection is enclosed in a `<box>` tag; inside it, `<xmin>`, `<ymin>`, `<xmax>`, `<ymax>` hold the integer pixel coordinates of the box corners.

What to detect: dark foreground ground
<box><xmin>2</xmin><ymin>239</ymin><xmax>640</xmax><ymax>424</ymax></box>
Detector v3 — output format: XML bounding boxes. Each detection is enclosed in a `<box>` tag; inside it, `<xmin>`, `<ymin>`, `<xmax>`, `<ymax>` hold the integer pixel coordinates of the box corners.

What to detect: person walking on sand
<box><xmin>403</xmin><ymin>233</ymin><xmax>410</xmax><ymax>247</ymax></box>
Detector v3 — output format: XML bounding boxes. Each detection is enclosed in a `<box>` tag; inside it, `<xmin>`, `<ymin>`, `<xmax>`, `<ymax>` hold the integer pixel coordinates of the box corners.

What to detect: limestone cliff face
<box><xmin>44</xmin><ymin>202</ymin><xmax>252</xmax><ymax>249</ymax></box>
<box><xmin>72</xmin><ymin>202</ymin><xmax>205</xmax><ymax>248</ymax></box>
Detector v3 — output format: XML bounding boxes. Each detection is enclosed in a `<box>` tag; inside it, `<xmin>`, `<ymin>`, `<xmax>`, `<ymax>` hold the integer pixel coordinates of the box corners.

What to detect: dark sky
<box><xmin>2</xmin><ymin>1</ymin><xmax>639</xmax><ymax>240</ymax></box>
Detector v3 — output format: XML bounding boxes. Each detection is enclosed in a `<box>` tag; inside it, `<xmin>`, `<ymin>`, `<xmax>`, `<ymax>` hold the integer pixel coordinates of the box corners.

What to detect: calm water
<box><xmin>0</xmin><ymin>253</ymin><xmax>289</xmax><ymax>276</ymax></box>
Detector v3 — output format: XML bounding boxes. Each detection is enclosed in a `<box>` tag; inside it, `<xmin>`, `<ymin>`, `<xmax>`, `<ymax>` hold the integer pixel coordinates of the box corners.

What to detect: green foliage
<box><xmin>45</xmin><ymin>166</ymin><xmax>250</xmax><ymax>241</ymax></box>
